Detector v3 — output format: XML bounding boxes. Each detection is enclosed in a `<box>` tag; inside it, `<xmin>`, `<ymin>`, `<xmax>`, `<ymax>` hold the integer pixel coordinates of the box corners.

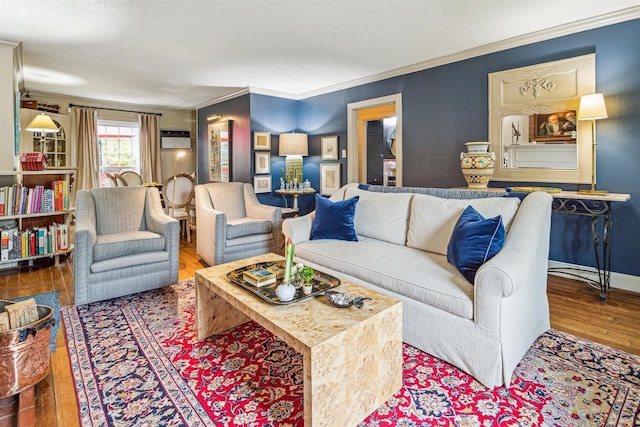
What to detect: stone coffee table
<box><xmin>195</xmin><ymin>253</ymin><xmax>402</xmax><ymax>426</ymax></box>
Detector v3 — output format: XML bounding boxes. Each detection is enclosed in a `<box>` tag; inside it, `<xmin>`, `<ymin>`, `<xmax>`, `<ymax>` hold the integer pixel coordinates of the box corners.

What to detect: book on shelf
<box><xmin>0</xmin><ymin>223</ymin><xmax>70</xmax><ymax>262</ymax></box>
<box><xmin>243</xmin><ymin>267</ymin><xmax>276</xmax><ymax>287</ymax></box>
<box><xmin>0</xmin><ymin>228</ymin><xmax>8</xmax><ymax>261</ymax></box>
<box><xmin>58</xmin><ymin>224</ymin><xmax>69</xmax><ymax>251</ymax></box>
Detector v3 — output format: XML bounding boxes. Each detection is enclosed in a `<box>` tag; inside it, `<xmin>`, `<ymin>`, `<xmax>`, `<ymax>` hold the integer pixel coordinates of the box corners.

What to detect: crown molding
<box><xmin>0</xmin><ymin>39</ymin><xmax>20</xmax><ymax>48</ymax></box>
<box><xmin>297</xmin><ymin>6</ymin><xmax>640</xmax><ymax>100</ymax></box>
<box><xmin>248</xmin><ymin>86</ymin><xmax>300</xmax><ymax>100</ymax></box>
<box><xmin>197</xmin><ymin>7</ymin><xmax>640</xmax><ymax>107</ymax></box>
<box><xmin>194</xmin><ymin>87</ymin><xmax>251</xmax><ymax>109</ymax></box>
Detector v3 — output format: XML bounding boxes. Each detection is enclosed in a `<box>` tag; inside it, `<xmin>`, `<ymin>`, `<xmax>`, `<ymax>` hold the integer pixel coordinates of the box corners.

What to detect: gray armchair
<box><xmin>74</xmin><ymin>186</ymin><xmax>180</xmax><ymax>305</ymax></box>
<box><xmin>195</xmin><ymin>182</ymin><xmax>282</xmax><ymax>266</ymax></box>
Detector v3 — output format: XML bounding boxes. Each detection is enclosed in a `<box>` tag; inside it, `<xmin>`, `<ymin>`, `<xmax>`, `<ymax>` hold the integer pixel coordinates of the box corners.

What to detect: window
<box><xmin>98</xmin><ymin>120</ymin><xmax>140</xmax><ymax>187</ymax></box>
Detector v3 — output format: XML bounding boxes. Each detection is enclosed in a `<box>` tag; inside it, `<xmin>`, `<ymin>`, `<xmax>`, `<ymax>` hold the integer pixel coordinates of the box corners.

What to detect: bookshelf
<box><xmin>0</xmin><ymin>169</ymin><xmax>75</xmax><ymax>269</ymax></box>
<box><xmin>20</xmin><ymin>109</ymin><xmax>72</xmax><ymax>168</ymax></box>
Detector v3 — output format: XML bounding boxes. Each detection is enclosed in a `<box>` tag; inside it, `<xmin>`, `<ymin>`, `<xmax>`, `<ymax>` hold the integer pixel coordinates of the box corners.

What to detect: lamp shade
<box><xmin>577</xmin><ymin>94</ymin><xmax>608</xmax><ymax>120</ymax></box>
<box><xmin>26</xmin><ymin>113</ymin><xmax>60</xmax><ymax>133</ymax></box>
<box><xmin>279</xmin><ymin>133</ymin><xmax>308</xmax><ymax>156</ymax></box>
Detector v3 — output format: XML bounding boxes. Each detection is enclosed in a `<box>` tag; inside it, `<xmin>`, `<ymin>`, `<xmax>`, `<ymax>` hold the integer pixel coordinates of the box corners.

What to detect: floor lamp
<box><xmin>577</xmin><ymin>93</ymin><xmax>608</xmax><ymax>196</ymax></box>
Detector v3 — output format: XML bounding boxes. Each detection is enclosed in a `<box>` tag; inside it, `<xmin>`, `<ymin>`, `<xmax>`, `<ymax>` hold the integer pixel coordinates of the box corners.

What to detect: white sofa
<box><xmin>283</xmin><ymin>184</ymin><xmax>552</xmax><ymax>388</ymax></box>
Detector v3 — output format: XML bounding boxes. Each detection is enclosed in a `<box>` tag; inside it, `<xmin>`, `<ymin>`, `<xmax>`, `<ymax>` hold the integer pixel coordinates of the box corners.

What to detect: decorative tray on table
<box><xmin>226</xmin><ymin>260</ymin><xmax>341</xmax><ymax>305</ymax></box>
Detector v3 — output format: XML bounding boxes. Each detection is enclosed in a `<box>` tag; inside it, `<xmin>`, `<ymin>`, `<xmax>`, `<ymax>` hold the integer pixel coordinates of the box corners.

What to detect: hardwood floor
<box><xmin>0</xmin><ymin>238</ymin><xmax>638</xmax><ymax>426</ymax></box>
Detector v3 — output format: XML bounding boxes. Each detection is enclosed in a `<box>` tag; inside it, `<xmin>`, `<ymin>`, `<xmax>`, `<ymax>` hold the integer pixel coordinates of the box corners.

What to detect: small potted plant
<box><xmin>298</xmin><ymin>266</ymin><xmax>315</xmax><ymax>295</ymax></box>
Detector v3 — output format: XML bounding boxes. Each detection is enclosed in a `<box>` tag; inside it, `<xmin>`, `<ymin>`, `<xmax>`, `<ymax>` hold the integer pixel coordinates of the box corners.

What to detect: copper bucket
<box><xmin>0</xmin><ymin>301</ymin><xmax>54</xmax><ymax>398</ymax></box>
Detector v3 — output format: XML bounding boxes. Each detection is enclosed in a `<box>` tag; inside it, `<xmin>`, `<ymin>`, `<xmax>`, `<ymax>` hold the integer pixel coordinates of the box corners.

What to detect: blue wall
<box><xmin>249</xmin><ymin>94</ymin><xmax>301</xmax><ymax>208</ymax></box>
<box><xmin>198</xmin><ymin>19</ymin><xmax>640</xmax><ymax>277</ymax></box>
<box><xmin>196</xmin><ymin>94</ymin><xmax>251</xmax><ymax>184</ymax></box>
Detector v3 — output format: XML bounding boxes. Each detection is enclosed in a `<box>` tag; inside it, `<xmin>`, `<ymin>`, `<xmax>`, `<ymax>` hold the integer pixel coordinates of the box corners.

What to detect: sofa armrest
<box><xmin>282</xmin><ymin>212</ymin><xmax>315</xmax><ymax>245</ymax></box>
<box><xmin>74</xmin><ymin>190</ymin><xmax>99</xmax><ymax>304</ymax></box>
<box><xmin>144</xmin><ymin>187</ymin><xmax>180</xmax><ymax>275</ymax></box>
<box><xmin>243</xmin><ymin>184</ymin><xmax>283</xmax><ymax>250</ymax></box>
<box><xmin>195</xmin><ymin>185</ymin><xmax>229</xmax><ymax>265</ymax></box>
<box><xmin>244</xmin><ymin>184</ymin><xmax>282</xmax><ymax>220</ymax></box>
<box><xmin>473</xmin><ymin>191</ymin><xmax>552</xmax><ymax>331</ymax></box>
<box><xmin>145</xmin><ymin>187</ymin><xmax>179</xmax><ymax>236</ymax></box>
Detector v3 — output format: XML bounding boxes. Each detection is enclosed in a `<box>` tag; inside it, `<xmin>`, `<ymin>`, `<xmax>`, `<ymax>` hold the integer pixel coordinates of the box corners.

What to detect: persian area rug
<box><xmin>62</xmin><ymin>279</ymin><xmax>640</xmax><ymax>426</ymax></box>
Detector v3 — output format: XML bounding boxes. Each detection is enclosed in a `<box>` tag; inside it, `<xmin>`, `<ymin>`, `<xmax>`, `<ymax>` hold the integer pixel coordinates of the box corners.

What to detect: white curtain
<box><xmin>139</xmin><ymin>114</ymin><xmax>162</xmax><ymax>183</ymax></box>
<box><xmin>72</xmin><ymin>107</ymin><xmax>99</xmax><ymax>206</ymax></box>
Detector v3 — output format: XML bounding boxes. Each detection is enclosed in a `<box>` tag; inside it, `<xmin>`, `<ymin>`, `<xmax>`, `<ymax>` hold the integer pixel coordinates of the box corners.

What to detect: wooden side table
<box><xmin>275</xmin><ymin>188</ymin><xmax>316</xmax><ymax>210</ymax></box>
<box><xmin>280</xmin><ymin>207</ymin><xmax>298</xmax><ymax>219</ymax></box>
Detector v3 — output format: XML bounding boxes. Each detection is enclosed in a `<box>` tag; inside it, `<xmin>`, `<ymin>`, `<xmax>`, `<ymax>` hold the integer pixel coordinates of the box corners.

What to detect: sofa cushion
<box><xmin>295</xmin><ymin>237</ymin><xmax>474</xmax><ymax>319</ymax></box>
<box><xmin>407</xmin><ymin>193</ymin><xmax>518</xmax><ymax>256</ymax></box>
<box><xmin>94</xmin><ymin>231</ymin><xmax>166</xmax><ymax>262</ymax></box>
<box><xmin>310</xmin><ymin>194</ymin><xmax>359</xmax><ymax>241</ymax></box>
<box><xmin>447</xmin><ymin>205</ymin><xmax>505</xmax><ymax>283</ymax></box>
<box><xmin>227</xmin><ymin>217</ymin><xmax>273</xmax><ymax>239</ymax></box>
<box><xmin>344</xmin><ymin>187</ymin><xmax>413</xmax><ymax>245</ymax></box>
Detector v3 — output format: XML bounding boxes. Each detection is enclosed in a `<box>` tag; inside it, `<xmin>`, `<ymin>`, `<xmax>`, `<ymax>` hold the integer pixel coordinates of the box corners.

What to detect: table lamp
<box><xmin>577</xmin><ymin>93</ymin><xmax>608</xmax><ymax>196</ymax></box>
<box><xmin>279</xmin><ymin>132</ymin><xmax>308</xmax><ymax>184</ymax></box>
<box><xmin>26</xmin><ymin>113</ymin><xmax>60</xmax><ymax>141</ymax></box>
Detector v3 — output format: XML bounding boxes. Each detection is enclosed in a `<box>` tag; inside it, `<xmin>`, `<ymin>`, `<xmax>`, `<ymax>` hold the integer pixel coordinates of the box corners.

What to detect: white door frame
<box><xmin>347</xmin><ymin>93</ymin><xmax>402</xmax><ymax>186</ymax></box>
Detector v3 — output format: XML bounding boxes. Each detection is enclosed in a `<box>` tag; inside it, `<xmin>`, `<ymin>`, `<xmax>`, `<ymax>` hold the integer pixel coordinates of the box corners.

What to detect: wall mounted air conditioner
<box><xmin>160</xmin><ymin>129</ymin><xmax>191</xmax><ymax>149</ymax></box>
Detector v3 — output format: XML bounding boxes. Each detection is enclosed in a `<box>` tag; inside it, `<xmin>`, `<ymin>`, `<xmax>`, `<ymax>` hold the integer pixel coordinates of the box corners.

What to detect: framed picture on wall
<box><xmin>321</xmin><ymin>136</ymin><xmax>339</xmax><ymax>160</ymax></box>
<box><xmin>529</xmin><ymin>110</ymin><xmax>577</xmax><ymax>143</ymax></box>
<box><xmin>208</xmin><ymin>120</ymin><xmax>232</xmax><ymax>182</ymax></box>
<box><xmin>254</xmin><ymin>132</ymin><xmax>271</xmax><ymax>150</ymax></box>
<box><xmin>320</xmin><ymin>163</ymin><xmax>341</xmax><ymax>196</ymax></box>
<box><xmin>253</xmin><ymin>175</ymin><xmax>272</xmax><ymax>193</ymax></box>
<box><xmin>255</xmin><ymin>152</ymin><xmax>270</xmax><ymax>174</ymax></box>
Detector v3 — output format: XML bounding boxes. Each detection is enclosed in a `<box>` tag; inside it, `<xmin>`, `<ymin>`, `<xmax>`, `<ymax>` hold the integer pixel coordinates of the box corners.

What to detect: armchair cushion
<box><xmin>93</xmin><ymin>187</ymin><xmax>148</xmax><ymax>234</ymax></box>
<box><xmin>91</xmin><ymin>251</ymin><xmax>169</xmax><ymax>274</ymax></box>
<box><xmin>206</xmin><ymin>182</ymin><xmax>247</xmax><ymax>220</ymax></box>
<box><xmin>227</xmin><ymin>218</ymin><xmax>273</xmax><ymax>239</ymax></box>
<box><xmin>94</xmin><ymin>230</ymin><xmax>166</xmax><ymax>262</ymax></box>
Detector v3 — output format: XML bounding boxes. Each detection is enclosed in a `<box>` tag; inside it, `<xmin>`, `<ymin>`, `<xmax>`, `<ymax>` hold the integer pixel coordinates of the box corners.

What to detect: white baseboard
<box><xmin>548</xmin><ymin>260</ymin><xmax>640</xmax><ymax>294</ymax></box>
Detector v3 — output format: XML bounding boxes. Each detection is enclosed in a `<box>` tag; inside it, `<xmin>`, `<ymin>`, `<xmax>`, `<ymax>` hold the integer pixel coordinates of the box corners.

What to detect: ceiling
<box><xmin>1</xmin><ymin>1</ymin><xmax>639</xmax><ymax>110</ymax></box>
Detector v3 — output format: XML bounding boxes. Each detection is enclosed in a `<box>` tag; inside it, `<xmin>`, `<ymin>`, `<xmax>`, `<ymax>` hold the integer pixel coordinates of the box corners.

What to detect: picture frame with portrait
<box><xmin>321</xmin><ymin>136</ymin><xmax>339</xmax><ymax>160</ymax></box>
<box><xmin>255</xmin><ymin>152</ymin><xmax>270</xmax><ymax>174</ymax></box>
<box><xmin>529</xmin><ymin>110</ymin><xmax>577</xmax><ymax>143</ymax></box>
<box><xmin>320</xmin><ymin>163</ymin><xmax>341</xmax><ymax>196</ymax></box>
<box><xmin>254</xmin><ymin>131</ymin><xmax>271</xmax><ymax>150</ymax></box>
<box><xmin>253</xmin><ymin>175</ymin><xmax>272</xmax><ymax>193</ymax></box>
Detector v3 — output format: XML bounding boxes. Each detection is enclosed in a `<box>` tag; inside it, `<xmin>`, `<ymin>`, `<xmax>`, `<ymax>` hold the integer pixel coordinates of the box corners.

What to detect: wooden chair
<box><xmin>186</xmin><ymin>200</ymin><xmax>196</xmax><ymax>243</ymax></box>
<box><xmin>105</xmin><ymin>173</ymin><xmax>119</xmax><ymax>187</ymax></box>
<box><xmin>113</xmin><ymin>173</ymin><xmax>128</xmax><ymax>186</ymax></box>
<box><xmin>119</xmin><ymin>170</ymin><xmax>143</xmax><ymax>186</ymax></box>
<box><xmin>162</xmin><ymin>172</ymin><xmax>195</xmax><ymax>239</ymax></box>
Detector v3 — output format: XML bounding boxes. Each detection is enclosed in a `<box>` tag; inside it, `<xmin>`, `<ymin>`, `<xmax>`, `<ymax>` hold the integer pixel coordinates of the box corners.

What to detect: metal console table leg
<box><xmin>549</xmin><ymin>198</ymin><xmax>612</xmax><ymax>302</ymax></box>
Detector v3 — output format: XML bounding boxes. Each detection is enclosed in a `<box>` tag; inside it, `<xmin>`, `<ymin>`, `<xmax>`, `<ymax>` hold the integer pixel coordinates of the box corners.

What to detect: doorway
<box><xmin>347</xmin><ymin>94</ymin><xmax>402</xmax><ymax>186</ymax></box>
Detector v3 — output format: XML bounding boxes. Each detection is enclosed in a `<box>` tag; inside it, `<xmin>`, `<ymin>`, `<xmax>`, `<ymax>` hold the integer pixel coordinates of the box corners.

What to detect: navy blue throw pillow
<box><xmin>447</xmin><ymin>205</ymin><xmax>505</xmax><ymax>284</ymax></box>
<box><xmin>310</xmin><ymin>194</ymin><xmax>359</xmax><ymax>241</ymax></box>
